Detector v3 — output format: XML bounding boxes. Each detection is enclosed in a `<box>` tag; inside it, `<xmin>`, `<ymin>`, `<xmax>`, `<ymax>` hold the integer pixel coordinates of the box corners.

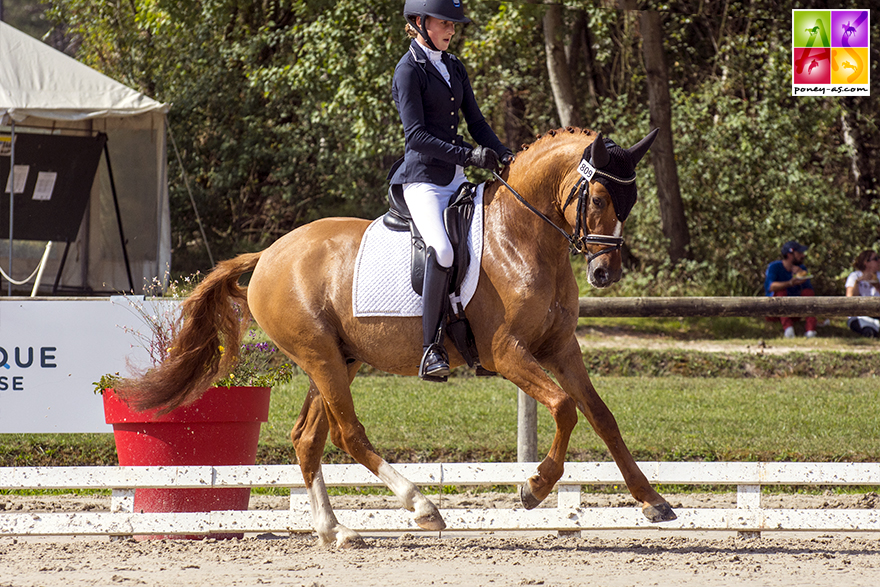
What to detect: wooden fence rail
<box><xmin>2</xmin><ymin>462</ymin><xmax>880</xmax><ymax>538</ymax></box>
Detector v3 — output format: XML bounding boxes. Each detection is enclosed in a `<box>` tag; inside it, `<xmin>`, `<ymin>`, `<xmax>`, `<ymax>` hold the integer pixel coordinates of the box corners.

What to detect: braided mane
<box><xmin>519</xmin><ymin>126</ymin><xmax>598</xmax><ymax>152</ymax></box>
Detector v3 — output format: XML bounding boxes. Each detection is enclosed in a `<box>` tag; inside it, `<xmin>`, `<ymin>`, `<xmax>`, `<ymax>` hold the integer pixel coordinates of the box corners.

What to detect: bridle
<box><xmin>492</xmin><ymin>169</ymin><xmax>625</xmax><ymax>263</ymax></box>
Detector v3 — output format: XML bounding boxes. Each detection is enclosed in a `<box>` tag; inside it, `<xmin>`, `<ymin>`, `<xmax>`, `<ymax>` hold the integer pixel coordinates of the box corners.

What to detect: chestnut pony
<box><xmin>119</xmin><ymin>127</ymin><xmax>675</xmax><ymax>547</ymax></box>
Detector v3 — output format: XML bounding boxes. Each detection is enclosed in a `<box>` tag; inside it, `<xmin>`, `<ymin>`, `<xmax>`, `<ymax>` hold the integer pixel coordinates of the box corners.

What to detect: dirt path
<box><xmin>577</xmin><ymin>329</ymin><xmax>878</xmax><ymax>355</ymax></box>
<box><xmin>3</xmin><ymin>493</ymin><xmax>880</xmax><ymax>586</ymax></box>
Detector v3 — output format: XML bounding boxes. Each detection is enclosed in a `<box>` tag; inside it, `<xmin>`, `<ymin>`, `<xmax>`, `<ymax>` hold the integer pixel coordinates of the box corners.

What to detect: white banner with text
<box><xmin>0</xmin><ymin>297</ymin><xmax>179</xmax><ymax>433</ymax></box>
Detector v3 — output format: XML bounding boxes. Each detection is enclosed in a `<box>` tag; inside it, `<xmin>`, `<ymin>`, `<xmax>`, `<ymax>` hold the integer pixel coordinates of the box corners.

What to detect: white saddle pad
<box><xmin>353</xmin><ymin>183</ymin><xmax>484</xmax><ymax>317</ymax></box>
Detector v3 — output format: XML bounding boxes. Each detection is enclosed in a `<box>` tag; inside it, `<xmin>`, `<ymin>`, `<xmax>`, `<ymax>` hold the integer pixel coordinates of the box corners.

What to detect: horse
<box><xmin>118</xmin><ymin>126</ymin><xmax>676</xmax><ymax>547</ymax></box>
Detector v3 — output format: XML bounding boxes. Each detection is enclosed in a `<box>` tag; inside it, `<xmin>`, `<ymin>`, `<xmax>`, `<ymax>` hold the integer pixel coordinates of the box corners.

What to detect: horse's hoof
<box><xmin>337</xmin><ymin>534</ymin><xmax>367</xmax><ymax>549</ymax></box>
<box><xmin>414</xmin><ymin>511</ymin><xmax>446</xmax><ymax>531</ymax></box>
<box><xmin>642</xmin><ymin>502</ymin><xmax>677</xmax><ymax>523</ymax></box>
<box><xmin>316</xmin><ymin>527</ymin><xmax>366</xmax><ymax>548</ymax></box>
<box><xmin>519</xmin><ymin>482</ymin><xmax>542</xmax><ymax>510</ymax></box>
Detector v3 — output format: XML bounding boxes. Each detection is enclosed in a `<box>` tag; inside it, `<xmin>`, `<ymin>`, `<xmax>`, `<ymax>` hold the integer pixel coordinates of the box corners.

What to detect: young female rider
<box><xmin>388</xmin><ymin>0</ymin><xmax>513</xmax><ymax>381</ymax></box>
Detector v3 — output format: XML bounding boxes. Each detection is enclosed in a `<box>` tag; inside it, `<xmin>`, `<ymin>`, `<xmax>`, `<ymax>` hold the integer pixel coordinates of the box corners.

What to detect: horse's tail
<box><xmin>116</xmin><ymin>251</ymin><xmax>263</xmax><ymax>413</ymax></box>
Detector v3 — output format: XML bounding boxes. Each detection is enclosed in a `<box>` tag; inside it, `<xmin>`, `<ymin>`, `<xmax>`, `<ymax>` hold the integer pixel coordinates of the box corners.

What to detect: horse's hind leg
<box><xmin>293</xmin><ymin>355</ymin><xmax>445</xmax><ymax>545</ymax></box>
<box><xmin>546</xmin><ymin>340</ymin><xmax>676</xmax><ymax>523</ymax></box>
<box><xmin>316</xmin><ymin>364</ymin><xmax>446</xmax><ymax>531</ymax></box>
<box><xmin>291</xmin><ymin>372</ymin><xmax>364</xmax><ymax>548</ymax></box>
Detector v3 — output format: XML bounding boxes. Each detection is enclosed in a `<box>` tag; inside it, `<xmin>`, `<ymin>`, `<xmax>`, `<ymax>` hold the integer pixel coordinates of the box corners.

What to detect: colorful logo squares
<box><xmin>792</xmin><ymin>9</ymin><xmax>870</xmax><ymax>96</ymax></box>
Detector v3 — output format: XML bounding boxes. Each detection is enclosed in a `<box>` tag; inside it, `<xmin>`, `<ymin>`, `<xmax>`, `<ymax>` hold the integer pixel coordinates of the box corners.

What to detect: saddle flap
<box><xmin>444</xmin><ymin>182</ymin><xmax>476</xmax><ymax>292</ymax></box>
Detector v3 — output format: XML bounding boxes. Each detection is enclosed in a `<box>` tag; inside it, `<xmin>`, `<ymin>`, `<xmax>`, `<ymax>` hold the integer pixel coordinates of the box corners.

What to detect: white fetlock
<box><xmin>308</xmin><ymin>468</ymin><xmax>365</xmax><ymax>548</ymax></box>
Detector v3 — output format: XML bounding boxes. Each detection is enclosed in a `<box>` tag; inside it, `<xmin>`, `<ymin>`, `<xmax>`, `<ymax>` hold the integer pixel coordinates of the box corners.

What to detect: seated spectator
<box><xmin>764</xmin><ymin>240</ymin><xmax>817</xmax><ymax>338</ymax></box>
<box><xmin>845</xmin><ymin>249</ymin><xmax>880</xmax><ymax>338</ymax></box>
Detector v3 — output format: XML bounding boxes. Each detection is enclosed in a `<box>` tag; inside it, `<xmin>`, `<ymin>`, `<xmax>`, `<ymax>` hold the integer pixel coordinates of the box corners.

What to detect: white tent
<box><xmin>0</xmin><ymin>21</ymin><xmax>171</xmax><ymax>294</ymax></box>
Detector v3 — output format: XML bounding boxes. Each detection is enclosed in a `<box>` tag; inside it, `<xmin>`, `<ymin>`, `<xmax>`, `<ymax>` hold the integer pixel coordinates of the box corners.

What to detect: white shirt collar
<box><xmin>420</xmin><ymin>44</ymin><xmax>444</xmax><ymax>63</ymax></box>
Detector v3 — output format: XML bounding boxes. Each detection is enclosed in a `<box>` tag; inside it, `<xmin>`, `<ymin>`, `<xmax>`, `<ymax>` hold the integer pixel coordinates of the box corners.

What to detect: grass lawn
<box><xmin>4</xmin><ymin>363</ymin><xmax>880</xmax><ymax>501</ymax></box>
<box><xmin>259</xmin><ymin>374</ymin><xmax>880</xmax><ymax>463</ymax></box>
<box><xmin>3</xmin><ymin>373</ymin><xmax>878</xmax><ymax>467</ymax></box>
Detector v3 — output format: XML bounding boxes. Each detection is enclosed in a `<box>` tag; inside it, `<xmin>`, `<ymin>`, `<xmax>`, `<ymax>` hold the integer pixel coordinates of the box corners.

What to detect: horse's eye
<box><xmin>591</xmin><ymin>196</ymin><xmax>604</xmax><ymax>208</ymax></box>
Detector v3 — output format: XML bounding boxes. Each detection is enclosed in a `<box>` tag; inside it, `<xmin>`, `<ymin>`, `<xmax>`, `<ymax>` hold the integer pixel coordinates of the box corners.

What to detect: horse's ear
<box><xmin>628</xmin><ymin>128</ymin><xmax>659</xmax><ymax>165</ymax></box>
<box><xmin>591</xmin><ymin>133</ymin><xmax>610</xmax><ymax>168</ymax></box>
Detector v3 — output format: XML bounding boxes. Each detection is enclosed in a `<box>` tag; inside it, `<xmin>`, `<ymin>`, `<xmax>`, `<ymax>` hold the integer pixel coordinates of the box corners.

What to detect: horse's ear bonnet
<box><xmin>583</xmin><ymin>128</ymin><xmax>659</xmax><ymax>222</ymax></box>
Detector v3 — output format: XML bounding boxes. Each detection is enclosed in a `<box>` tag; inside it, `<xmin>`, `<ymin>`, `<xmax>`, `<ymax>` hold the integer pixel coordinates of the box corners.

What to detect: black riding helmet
<box><xmin>404</xmin><ymin>0</ymin><xmax>471</xmax><ymax>51</ymax></box>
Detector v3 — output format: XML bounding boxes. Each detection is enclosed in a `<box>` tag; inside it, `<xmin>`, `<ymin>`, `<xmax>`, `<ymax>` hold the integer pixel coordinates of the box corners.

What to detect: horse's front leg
<box><xmin>496</xmin><ymin>349</ymin><xmax>579</xmax><ymax>509</ymax></box>
<box><xmin>547</xmin><ymin>339</ymin><xmax>676</xmax><ymax>523</ymax></box>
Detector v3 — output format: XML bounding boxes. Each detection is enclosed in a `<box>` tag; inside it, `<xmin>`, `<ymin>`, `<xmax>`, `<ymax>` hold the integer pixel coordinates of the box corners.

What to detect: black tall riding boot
<box><xmin>419</xmin><ymin>247</ymin><xmax>453</xmax><ymax>382</ymax></box>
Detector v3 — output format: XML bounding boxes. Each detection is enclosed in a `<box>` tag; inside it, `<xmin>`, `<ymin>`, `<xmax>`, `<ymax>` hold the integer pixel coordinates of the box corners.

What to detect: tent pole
<box><xmin>168</xmin><ymin>122</ymin><xmax>214</xmax><ymax>266</ymax></box>
<box><xmin>7</xmin><ymin>120</ymin><xmax>14</xmax><ymax>296</ymax></box>
<box><xmin>102</xmin><ymin>140</ymin><xmax>135</xmax><ymax>293</ymax></box>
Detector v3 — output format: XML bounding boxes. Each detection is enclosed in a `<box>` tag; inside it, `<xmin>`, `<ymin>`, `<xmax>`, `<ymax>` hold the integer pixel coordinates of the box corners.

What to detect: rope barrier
<box><xmin>0</xmin><ymin>259</ymin><xmax>42</xmax><ymax>285</ymax></box>
<box><xmin>0</xmin><ymin>241</ymin><xmax>53</xmax><ymax>292</ymax></box>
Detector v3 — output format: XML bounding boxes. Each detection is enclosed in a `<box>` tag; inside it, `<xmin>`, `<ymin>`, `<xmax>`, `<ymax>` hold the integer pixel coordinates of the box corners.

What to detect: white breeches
<box><xmin>402</xmin><ymin>166</ymin><xmax>467</xmax><ymax>269</ymax></box>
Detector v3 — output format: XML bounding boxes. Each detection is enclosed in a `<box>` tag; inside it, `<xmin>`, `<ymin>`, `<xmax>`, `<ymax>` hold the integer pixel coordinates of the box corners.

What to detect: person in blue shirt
<box><xmin>764</xmin><ymin>240</ymin><xmax>818</xmax><ymax>338</ymax></box>
<box><xmin>389</xmin><ymin>0</ymin><xmax>512</xmax><ymax>381</ymax></box>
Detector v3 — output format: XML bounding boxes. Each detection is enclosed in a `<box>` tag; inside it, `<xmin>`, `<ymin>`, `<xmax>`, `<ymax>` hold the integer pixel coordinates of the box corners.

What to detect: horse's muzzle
<box><xmin>588</xmin><ymin>262</ymin><xmax>621</xmax><ymax>288</ymax></box>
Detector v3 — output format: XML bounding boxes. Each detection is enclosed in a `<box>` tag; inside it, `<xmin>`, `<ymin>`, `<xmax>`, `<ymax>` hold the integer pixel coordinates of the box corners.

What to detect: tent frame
<box><xmin>4</xmin><ymin>126</ymin><xmax>135</xmax><ymax>295</ymax></box>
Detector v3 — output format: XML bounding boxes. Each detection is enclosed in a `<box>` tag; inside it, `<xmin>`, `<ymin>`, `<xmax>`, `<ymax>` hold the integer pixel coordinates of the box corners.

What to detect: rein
<box><xmin>491</xmin><ymin>171</ymin><xmax>623</xmax><ymax>263</ymax></box>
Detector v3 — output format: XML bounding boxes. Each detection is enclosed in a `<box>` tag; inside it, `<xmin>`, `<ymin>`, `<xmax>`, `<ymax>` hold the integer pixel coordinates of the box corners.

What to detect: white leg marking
<box><xmin>307</xmin><ymin>467</ymin><xmax>362</xmax><ymax>547</ymax></box>
<box><xmin>377</xmin><ymin>461</ymin><xmax>446</xmax><ymax>531</ymax></box>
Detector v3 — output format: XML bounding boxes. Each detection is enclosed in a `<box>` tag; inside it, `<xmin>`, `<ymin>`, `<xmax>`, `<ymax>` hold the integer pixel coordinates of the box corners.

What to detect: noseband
<box><xmin>491</xmin><ymin>171</ymin><xmax>624</xmax><ymax>263</ymax></box>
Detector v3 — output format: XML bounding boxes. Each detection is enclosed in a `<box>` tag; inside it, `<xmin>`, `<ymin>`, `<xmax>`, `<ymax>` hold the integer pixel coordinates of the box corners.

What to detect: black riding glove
<box><xmin>499</xmin><ymin>148</ymin><xmax>515</xmax><ymax>166</ymax></box>
<box><xmin>465</xmin><ymin>146</ymin><xmax>499</xmax><ymax>170</ymax></box>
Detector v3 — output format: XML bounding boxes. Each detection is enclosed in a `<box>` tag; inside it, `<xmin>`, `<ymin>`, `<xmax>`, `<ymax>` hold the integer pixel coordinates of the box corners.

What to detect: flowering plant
<box><xmin>93</xmin><ymin>274</ymin><xmax>294</xmax><ymax>393</ymax></box>
<box><xmin>214</xmin><ymin>338</ymin><xmax>294</xmax><ymax>388</ymax></box>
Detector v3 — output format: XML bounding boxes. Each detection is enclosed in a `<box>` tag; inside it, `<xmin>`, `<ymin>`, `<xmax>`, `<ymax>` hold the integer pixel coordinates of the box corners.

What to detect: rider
<box><xmin>388</xmin><ymin>0</ymin><xmax>513</xmax><ymax>381</ymax></box>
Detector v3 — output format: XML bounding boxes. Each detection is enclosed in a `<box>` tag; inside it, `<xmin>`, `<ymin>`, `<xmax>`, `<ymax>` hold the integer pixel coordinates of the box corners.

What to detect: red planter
<box><xmin>103</xmin><ymin>386</ymin><xmax>271</xmax><ymax>540</ymax></box>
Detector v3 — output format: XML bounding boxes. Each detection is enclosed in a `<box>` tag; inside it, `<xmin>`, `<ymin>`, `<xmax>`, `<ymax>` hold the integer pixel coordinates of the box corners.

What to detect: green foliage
<box><xmin>91</xmin><ymin>275</ymin><xmax>294</xmax><ymax>393</ymax></box>
<box><xmin>41</xmin><ymin>1</ymin><xmax>880</xmax><ymax>289</ymax></box>
<box><xmin>582</xmin><ymin>349</ymin><xmax>880</xmax><ymax>379</ymax></box>
<box><xmin>46</xmin><ymin>0</ymin><xmax>403</xmax><ymax>272</ymax></box>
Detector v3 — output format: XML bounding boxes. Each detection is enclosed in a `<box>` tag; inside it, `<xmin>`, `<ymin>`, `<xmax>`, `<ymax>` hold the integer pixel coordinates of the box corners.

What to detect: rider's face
<box><xmin>418</xmin><ymin>16</ymin><xmax>456</xmax><ymax>51</ymax></box>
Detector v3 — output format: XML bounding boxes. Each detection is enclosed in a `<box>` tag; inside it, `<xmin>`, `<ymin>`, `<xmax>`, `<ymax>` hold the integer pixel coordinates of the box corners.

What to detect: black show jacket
<box><xmin>388</xmin><ymin>40</ymin><xmax>507</xmax><ymax>186</ymax></box>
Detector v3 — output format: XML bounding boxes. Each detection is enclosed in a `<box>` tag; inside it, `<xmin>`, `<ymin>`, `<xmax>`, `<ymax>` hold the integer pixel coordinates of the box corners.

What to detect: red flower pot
<box><xmin>103</xmin><ymin>386</ymin><xmax>271</xmax><ymax>540</ymax></box>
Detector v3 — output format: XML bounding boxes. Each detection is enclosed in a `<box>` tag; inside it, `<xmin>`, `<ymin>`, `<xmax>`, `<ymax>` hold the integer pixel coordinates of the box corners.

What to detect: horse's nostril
<box><xmin>593</xmin><ymin>267</ymin><xmax>607</xmax><ymax>283</ymax></box>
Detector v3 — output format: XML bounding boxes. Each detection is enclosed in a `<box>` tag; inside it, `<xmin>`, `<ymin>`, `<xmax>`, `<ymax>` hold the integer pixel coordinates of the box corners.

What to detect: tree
<box><xmin>46</xmin><ymin>0</ymin><xmax>403</xmax><ymax>272</ymax></box>
<box><xmin>542</xmin><ymin>3</ymin><xmax>581</xmax><ymax>128</ymax></box>
<box><xmin>639</xmin><ymin>9</ymin><xmax>690</xmax><ymax>262</ymax></box>
<box><xmin>39</xmin><ymin>0</ymin><xmax>880</xmax><ymax>295</ymax></box>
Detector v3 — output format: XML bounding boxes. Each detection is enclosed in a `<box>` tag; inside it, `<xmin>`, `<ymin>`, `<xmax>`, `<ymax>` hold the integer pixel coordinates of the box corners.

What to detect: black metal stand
<box><xmin>103</xmin><ymin>140</ymin><xmax>135</xmax><ymax>293</ymax></box>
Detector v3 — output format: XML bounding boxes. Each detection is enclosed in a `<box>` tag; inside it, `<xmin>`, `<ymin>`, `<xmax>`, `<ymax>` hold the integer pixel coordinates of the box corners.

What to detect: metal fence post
<box><xmin>517</xmin><ymin>388</ymin><xmax>538</xmax><ymax>462</ymax></box>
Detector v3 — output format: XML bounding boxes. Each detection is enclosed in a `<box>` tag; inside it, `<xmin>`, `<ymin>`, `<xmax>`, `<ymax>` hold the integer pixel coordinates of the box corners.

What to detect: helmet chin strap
<box><xmin>413</xmin><ymin>16</ymin><xmax>440</xmax><ymax>51</ymax></box>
